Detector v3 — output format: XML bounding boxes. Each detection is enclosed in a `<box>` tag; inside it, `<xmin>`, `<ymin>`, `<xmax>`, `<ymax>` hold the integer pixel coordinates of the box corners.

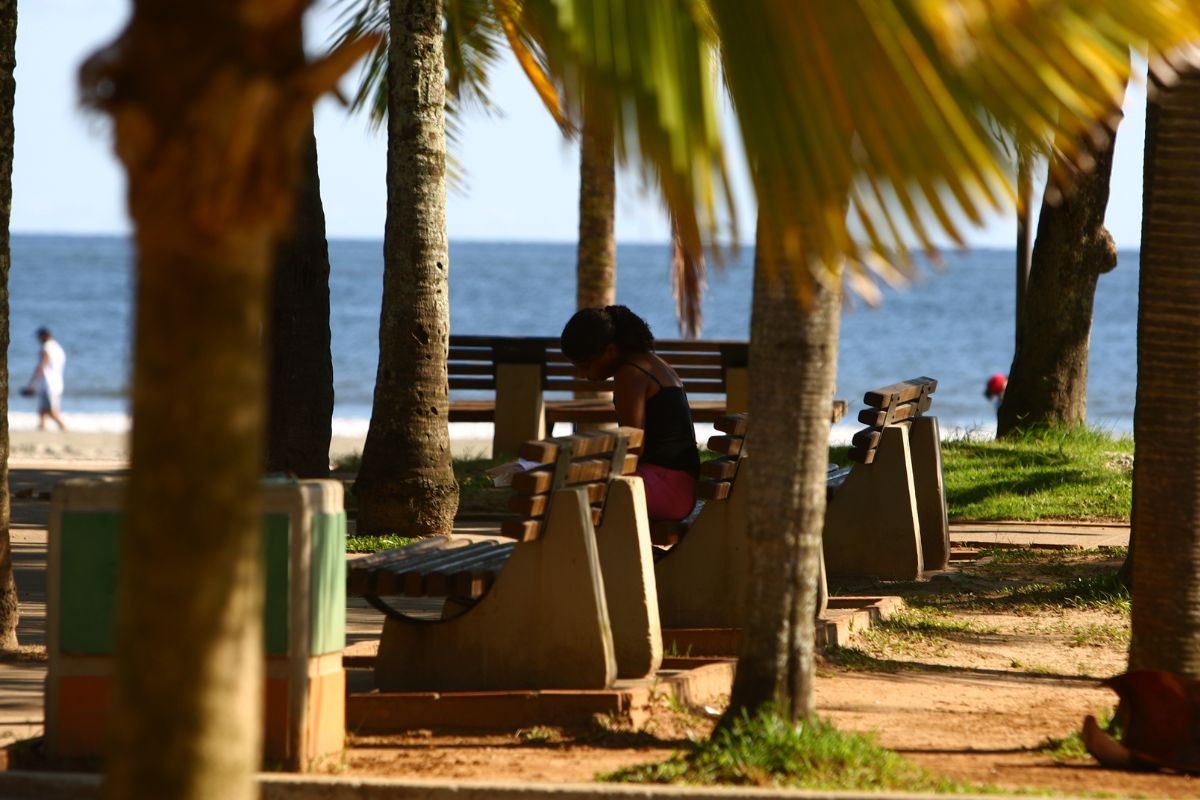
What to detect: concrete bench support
<box><xmin>594</xmin><ymin>477</ymin><xmax>663</xmax><ymax>679</ymax></box>
<box><xmin>654</xmin><ymin>459</ymin><xmax>752</xmax><ymax>629</ymax></box>
<box><xmin>45</xmin><ymin>478</ymin><xmax>347</xmax><ymax>771</ymax></box>
<box><xmin>823</xmin><ymin>423</ymin><xmax>924</xmax><ymax>579</ymax></box>
<box><xmin>493</xmin><ymin>361</ymin><xmax>546</xmax><ymax>457</ymax></box>
<box><xmin>373</xmin><ymin>486</ymin><xmax>618</xmax><ymax>691</ymax></box>
<box><xmin>909</xmin><ymin>415</ymin><xmax>950</xmax><ymax>571</ymax></box>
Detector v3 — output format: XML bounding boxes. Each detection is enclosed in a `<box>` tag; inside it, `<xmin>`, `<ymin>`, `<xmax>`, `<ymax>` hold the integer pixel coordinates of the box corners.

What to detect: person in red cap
<box><xmin>984</xmin><ymin>373</ymin><xmax>1007</xmax><ymax>413</ymax></box>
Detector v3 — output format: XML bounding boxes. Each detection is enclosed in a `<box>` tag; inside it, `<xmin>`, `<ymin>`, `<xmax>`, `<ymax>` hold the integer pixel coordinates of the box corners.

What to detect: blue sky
<box><xmin>15</xmin><ymin>1</ymin><xmax>1150</xmax><ymax>248</ymax></box>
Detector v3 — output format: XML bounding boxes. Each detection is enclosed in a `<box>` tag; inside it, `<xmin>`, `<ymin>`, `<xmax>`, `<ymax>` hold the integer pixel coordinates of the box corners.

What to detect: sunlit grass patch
<box><xmin>346</xmin><ymin>533</ymin><xmax>418</xmax><ymax>553</ymax></box>
<box><xmin>1001</xmin><ymin>574</ymin><xmax>1130</xmax><ymax>614</ymax></box>
<box><xmin>1038</xmin><ymin>709</ymin><xmax>1117</xmax><ymax>763</ymax></box>
<box><xmin>854</xmin><ymin>608</ymin><xmax>998</xmax><ymax>658</ymax></box>
<box><xmin>1069</xmin><ymin>623</ymin><xmax>1130</xmax><ymax>648</ymax></box>
<box><xmin>937</xmin><ymin>427</ymin><xmax>1132</xmax><ymax>522</ymax></box>
<box><xmin>603</xmin><ymin>709</ymin><xmax>968</xmax><ymax>792</ymax></box>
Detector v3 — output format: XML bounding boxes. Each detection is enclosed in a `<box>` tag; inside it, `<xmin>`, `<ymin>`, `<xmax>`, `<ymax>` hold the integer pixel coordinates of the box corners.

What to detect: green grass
<box><xmin>604</xmin><ymin>709</ymin><xmax>974</xmax><ymax>792</ymax></box>
<box><xmin>1038</xmin><ymin>710</ymin><xmax>1117</xmax><ymax>762</ymax></box>
<box><xmin>346</xmin><ymin>534</ymin><xmax>418</xmax><ymax>553</ymax></box>
<box><xmin>1000</xmin><ymin>573</ymin><xmax>1131</xmax><ymax>614</ymax></box>
<box><xmin>937</xmin><ymin>427</ymin><xmax>1132</xmax><ymax>522</ymax></box>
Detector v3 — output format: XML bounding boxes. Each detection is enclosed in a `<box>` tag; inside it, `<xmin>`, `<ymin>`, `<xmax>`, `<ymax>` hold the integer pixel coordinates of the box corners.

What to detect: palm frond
<box><xmin>520</xmin><ymin>0</ymin><xmax>1200</xmax><ymax>298</ymax></box>
<box><xmin>518</xmin><ymin>0</ymin><xmax>735</xmax><ymax>268</ymax></box>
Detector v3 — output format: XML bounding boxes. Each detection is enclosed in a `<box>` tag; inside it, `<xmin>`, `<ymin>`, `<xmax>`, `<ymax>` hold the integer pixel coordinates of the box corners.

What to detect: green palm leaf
<box><xmin>520</xmin><ymin>0</ymin><xmax>1200</xmax><ymax>295</ymax></box>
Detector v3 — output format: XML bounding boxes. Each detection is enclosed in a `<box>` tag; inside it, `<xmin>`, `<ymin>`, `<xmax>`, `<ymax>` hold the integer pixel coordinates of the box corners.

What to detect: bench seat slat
<box><xmin>399</xmin><ymin>541</ymin><xmax>505</xmax><ymax>596</ymax></box>
<box><xmin>348</xmin><ymin>536</ymin><xmax>453</xmax><ymax>573</ymax></box>
<box><xmin>423</xmin><ymin>543</ymin><xmax>516</xmax><ymax>595</ymax></box>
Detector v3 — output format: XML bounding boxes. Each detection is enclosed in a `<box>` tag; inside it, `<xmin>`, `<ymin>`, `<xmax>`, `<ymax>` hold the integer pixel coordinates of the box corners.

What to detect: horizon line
<box><xmin>7</xmin><ymin>230</ymin><xmax>1146</xmax><ymax>252</ymax></box>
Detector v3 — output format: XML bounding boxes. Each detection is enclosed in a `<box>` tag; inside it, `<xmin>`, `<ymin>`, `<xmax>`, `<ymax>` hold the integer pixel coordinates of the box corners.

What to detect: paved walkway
<box><xmin>950</xmin><ymin>520</ymin><xmax>1128</xmax><ymax>549</ymax></box>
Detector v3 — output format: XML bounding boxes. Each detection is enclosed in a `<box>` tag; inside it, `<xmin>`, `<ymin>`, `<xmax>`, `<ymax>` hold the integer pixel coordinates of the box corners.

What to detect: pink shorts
<box><xmin>635</xmin><ymin>463</ymin><xmax>697</xmax><ymax>521</ymax></box>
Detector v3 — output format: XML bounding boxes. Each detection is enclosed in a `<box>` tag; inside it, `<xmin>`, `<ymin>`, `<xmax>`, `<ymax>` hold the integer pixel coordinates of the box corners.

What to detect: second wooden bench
<box><xmin>351</xmin><ymin>427</ymin><xmax>662</xmax><ymax>691</ymax></box>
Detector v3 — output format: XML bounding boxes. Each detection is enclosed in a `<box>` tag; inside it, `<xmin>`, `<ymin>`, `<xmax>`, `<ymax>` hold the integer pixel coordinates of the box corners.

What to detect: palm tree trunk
<box><xmin>726</xmin><ymin>221</ymin><xmax>842</xmax><ymax>722</ymax></box>
<box><xmin>997</xmin><ymin>91</ymin><xmax>1125</xmax><ymax>436</ymax></box>
<box><xmin>1128</xmin><ymin>65</ymin><xmax>1200</xmax><ymax>677</ymax></box>
<box><xmin>576</xmin><ymin>109</ymin><xmax>616</xmax><ymax>310</ymax></box>
<box><xmin>267</xmin><ymin>121</ymin><xmax>335</xmax><ymax>478</ymax></box>
<box><xmin>0</xmin><ymin>0</ymin><xmax>15</xmax><ymax>652</ymax></box>
<box><xmin>1014</xmin><ymin>152</ymin><xmax>1033</xmax><ymax>347</ymax></box>
<box><xmin>355</xmin><ymin>0</ymin><xmax>458</xmax><ymax>536</ymax></box>
<box><xmin>79</xmin><ymin>5</ymin><xmax>362</xmax><ymax>797</ymax></box>
<box><xmin>108</xmin><ymin>233</ymin><xmax>269</xmax><ymax>800</ymax></box>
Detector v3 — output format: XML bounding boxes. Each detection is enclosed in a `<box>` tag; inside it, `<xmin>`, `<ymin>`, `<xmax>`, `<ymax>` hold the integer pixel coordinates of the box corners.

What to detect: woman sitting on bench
<box><xmin>561</xmin><ymin>305</ymin><xmax>699</xmax><ymax>521</ymax></box>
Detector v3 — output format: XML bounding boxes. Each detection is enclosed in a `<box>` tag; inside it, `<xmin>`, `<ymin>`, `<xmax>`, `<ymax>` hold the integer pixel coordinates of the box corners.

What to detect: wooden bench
<box><xmin>353</xmin><ymin>427</ymin><xmax>662</xmax><ymax>691</ymax></box>
<box><xmin>447</xmin><ymin>335</ymin><xmax>749</xmax><ymax>455</ymax></box>
<box><xmin>651</xmin><ymin>413</ymin><xmax>847</xmax><ymax>627</ymax></box>
<box><xmin>822</xmin><ymin>377</ymin><xmax>949</xmax><ymax>580</ymax></box>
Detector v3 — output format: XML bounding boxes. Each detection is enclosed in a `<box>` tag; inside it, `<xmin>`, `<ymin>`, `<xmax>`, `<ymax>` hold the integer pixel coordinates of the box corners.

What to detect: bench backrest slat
<box><xmin>855</xmin><ymin>394</ymin><xmax>931</xmax><ymax>428</ymax></box>
<box><xmin>706</xmin><ymin>434</ymin><xmax>743</xmax><ymax>457</ymax></box>
<box><xmin>697</xmin><ymin>481</ymin><xmax>732</xmax><ymax>501</ymax></box>
<box><xmin>848</xmin><ymin>377</ymin><xmax>938</xmax><ymax>464</ymax></box>
<box><xmin>508</xmin><ymin>481</ymin><xmax>607</xmax><ymax>517</ymax></box>
<box><xmin>714</xmin><ymin>413</ymin><xmax>747</xmax><ymax>436</ymax></box>
<box><xmin>518</xmin><ymin>428</ymin><xmax>644</xmax><ymax>463</ymax></box>
<box><xmin>510</xmin><ymin>454</ymin><xmax>638</xmax><ymax>495</ymax></box>
<box><xmin>445</xmin><ymin>336</ymin><xmax>749</xmax><ymax>401</ymax></box>
<box><xmin>861</xmin><ymin>377</ymin><xmax>938</xmax><ymax>408</ymax></box>
<box><xmin>699</xmin><ymin>456</ymin><xmax>739</xmax><ymax>480</ymax></box>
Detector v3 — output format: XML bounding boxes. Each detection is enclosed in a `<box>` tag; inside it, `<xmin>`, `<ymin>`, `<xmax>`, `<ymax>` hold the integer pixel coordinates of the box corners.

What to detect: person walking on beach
<box><xmin>24</xmin><ymin>327</ymin><xmax>67</xmax><ymax>431</ymax></box>
<box><xmin>560</xmin><ymin>305</ymin><xmax>699</xmax><ymax>521</ymax></box>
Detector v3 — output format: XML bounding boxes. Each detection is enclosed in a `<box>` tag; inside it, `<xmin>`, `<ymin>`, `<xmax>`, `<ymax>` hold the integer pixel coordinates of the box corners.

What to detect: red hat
<box><xmin>986</xmin><ymin>373</ymin><xmax>1007</xmax><ymax>397</ymax></box>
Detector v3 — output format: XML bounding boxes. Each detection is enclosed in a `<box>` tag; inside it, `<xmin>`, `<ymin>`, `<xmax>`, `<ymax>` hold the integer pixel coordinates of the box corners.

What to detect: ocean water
<box><xmin>8</xmin><ymin>234</ymin><xmax>1139</xmax><ymax>439</ymax></box>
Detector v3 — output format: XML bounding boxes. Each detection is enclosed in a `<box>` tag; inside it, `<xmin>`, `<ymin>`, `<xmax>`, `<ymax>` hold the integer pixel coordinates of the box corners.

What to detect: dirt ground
<box><xmin>341</xmin><ymin>548</ymin><xmax>1200</xmax><ymax>798</ymax></box>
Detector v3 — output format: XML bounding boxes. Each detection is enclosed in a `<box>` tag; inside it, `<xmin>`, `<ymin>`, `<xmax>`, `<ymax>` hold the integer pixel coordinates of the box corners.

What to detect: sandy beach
<box><xmin>7</xmin><ymin>427</ymin><xmax>495</xmax><ymax>467</ymax></box>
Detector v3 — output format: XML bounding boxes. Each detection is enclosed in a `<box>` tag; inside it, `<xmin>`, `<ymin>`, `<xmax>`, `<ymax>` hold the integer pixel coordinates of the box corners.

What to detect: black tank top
<box><xmin>619</xmin><ymin>362</ymin><xmax>701</xmax><ymax>476</ymax></box>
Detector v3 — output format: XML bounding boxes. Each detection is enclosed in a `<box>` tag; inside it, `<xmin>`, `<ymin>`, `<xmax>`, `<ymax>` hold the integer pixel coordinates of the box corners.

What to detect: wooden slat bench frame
<box><xmin>352</xmin><ymin>427</ymin><xmax>663</xmax><ymax>691</ymax></box>
<box><xmin>652</xmin><ymin>413</ymin><xmax>751</xmax><ymax>629</ymax></box>
<box><xmin>823</xmin><ymin>377</ymin><xmax>949</xmax><ymax>580</ymax></box>
<box><xmin>447</xmin><ymin>334</ymin><xmax>749</xmax><ymax>455</ymax></box>
<box><xmin>651</xmin><ymin>413</ymin><xmax>848</xmax><ymax>627</ymax></box>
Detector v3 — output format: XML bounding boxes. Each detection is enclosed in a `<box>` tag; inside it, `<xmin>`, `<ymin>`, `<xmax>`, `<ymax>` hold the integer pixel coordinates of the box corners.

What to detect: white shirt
<box><xmin>39</xmin><ymin>339</ymin><xmax>66</xmax><ymax>395</ymax></box>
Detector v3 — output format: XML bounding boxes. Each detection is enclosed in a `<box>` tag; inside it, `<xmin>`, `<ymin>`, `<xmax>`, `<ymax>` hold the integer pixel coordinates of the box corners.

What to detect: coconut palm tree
<box><xmin>79</xmin><ymin>4</ymin><xmax>373</xmax><ymax>797</ymax></box>
<box><xmin>998</xmin><ymin>76</ymin><xmax>1129</xmax><ymax>436</ymax></box>
<box><xmin>516</xmin><ymin>0</ymin><xmax>1200</xmax><ymax>722</ymax></box>
<box><xmin>354</xmin><ymin>0</ymin><xmax>460</xmax><ymax>536</ymax></box>
<box><xmin>266</xmin><ymin>72</ymin><xmax>335</xmax><ymax>480</ymax></box>
<box><xmin>1128</xmin><ymin>63</ymin><xmax>1200</xmax><ymax>676</ymax></box>
<box><xmin>0</xmin><ymin>0</ymin><xmax>15</xmax><ymax>653</ymax></box>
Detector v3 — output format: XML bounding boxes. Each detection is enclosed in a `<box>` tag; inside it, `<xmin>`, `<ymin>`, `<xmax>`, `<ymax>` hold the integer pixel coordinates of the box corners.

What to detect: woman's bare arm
<box><xmin>612</xmin><ymin>364</ymin><xmax>647</xmax><ymax>432</ymax></box>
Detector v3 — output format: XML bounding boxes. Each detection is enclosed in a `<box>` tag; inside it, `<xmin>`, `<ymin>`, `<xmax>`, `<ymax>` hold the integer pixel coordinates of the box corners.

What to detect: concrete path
<box><xmin>950</xmin><ymin>521</ymin><xmax>1129</xmax><ymax>549</ymax></box>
